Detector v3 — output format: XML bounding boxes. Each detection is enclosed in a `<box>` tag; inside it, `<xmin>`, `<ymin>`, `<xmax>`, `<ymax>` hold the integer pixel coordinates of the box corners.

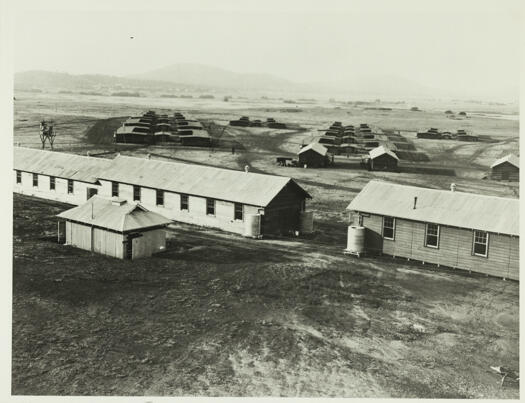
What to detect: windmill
<box><xmin>39</xmin><ymin>120</ymin><xmax>56</xmax><ymax>149</ymax></box>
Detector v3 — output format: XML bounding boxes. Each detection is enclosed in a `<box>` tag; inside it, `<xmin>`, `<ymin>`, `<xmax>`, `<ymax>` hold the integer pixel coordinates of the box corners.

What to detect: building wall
<box><xmin>98</xmin><ymin>179</ymin><xmax>261</xmax><ymax>235</ymax></box>
<box><xmin>370</xmin><ymin>155</ymin><xmax>398</xmax><ymax>171</ymax></box>
<box><xmin>490</xmin><ymin>162</ymin><xmax>519</xmax><ymax>182</ymax></box>
<box><xmin>298</xmin><ymin>150</ymin><xmax>326</xmax><ymax>168</ymax></box>
<box><xmin>130</xmin><ymin>229</ymin><xmax>166</xmax><ymax>259</ymax></box>
<box><xmin>93</xmin><ymin>228</ymin><xmax>124</xmax><ymax>259</ymax></box>
<box><xmin>359</xmin><ymin>213</ymin><xmax>519</xmax><ymax>280</ymax></box>
<box><xmin>263</xmin><ymin>184</ymin><xmax>305</xmax><ymax>235</ymax></box>
<box><xmin>14</xmin><ymin>170</ymin><xmax>100</xmax><ymax>205</ymax></box>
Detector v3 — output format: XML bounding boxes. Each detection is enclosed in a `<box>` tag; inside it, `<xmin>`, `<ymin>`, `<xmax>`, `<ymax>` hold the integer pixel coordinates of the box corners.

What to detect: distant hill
<box><xmin>14</xmin><ymin>70</ymin><xmax>201</xmax><ymax>92</ymax></box>
<box><xmin>129</xmin><ymin>63</ymin><xmax>300</xmax><ymax>92</ymax></box>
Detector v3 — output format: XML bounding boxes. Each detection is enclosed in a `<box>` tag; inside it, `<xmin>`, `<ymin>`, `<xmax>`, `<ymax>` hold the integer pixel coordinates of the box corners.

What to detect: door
<box><xmin>87</xmin><ymin>187</ymin><xmax>98</xmax><ymax>200</ymax></box>
<box><xmin>57</xmin><ymin>221</ymin><xmax>66</xmax><ymax>244</ymax></box>
<box><xmin>125</xmin><ymin>236</ymin><xmax>133</xmax><ymax>259</ymax></box>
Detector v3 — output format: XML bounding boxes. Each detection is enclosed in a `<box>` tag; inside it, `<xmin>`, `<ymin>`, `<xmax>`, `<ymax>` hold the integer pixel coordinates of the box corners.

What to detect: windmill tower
<box><xmin>39</xmin><ymin>120</ymin><xmax>56</xmax><ymax>149</ymax></box>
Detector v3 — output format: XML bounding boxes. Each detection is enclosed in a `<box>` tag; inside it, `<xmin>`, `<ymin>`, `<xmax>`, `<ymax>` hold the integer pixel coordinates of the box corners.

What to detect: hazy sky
<box><xmin>11</xmin><ymin>0</ymin><xmax>521</xmax><ymax>95</ymax></box>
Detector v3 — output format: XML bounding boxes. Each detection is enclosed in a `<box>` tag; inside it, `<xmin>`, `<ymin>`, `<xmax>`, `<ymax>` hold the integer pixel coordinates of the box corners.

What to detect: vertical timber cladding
<box><xmin>361</xmin><ymin>213</ymin><xmax>519</xmax><ymax>280</ymax></box>
<box><xmin>263</xmin><ymin>182</ymin><xmax>305</xmax><ymax>235</ymax></box>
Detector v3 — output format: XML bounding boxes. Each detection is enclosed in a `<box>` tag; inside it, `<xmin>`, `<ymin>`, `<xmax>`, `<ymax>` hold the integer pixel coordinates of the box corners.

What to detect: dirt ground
<box><xmin>12</xmin><ymin>194</ymin><xmax>519</xmax><ymax>398</ymax></box>
<box><xmin>12</xmin><ymin>91</ymin><xmax>519</xmax><ymax>398</ymax></box>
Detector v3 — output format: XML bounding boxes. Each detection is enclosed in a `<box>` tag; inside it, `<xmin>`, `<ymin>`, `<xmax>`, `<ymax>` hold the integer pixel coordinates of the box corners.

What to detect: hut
<box><xmin>368</xmin><ymin>146</ymin><xmax>399</xmax><ymax>171</ymax></box>
<box><xmin>115</xmin><ymin>126</ymin><xmax>154</xmax><ymax>144</ymax></box>
<box><xmin>490</xmin><ymin>154</ymin><xmax>519</xmax><ymax>182</ymax></box>
<box><xmin>96</xmin><ymin>155</ymin><xmax>312</xmax><ymax>237</ymax></box>
<box><xmin>57</xmin><ymin>196</ymin><xmax>172</xmax><ymax>259</ymax></box>
<box><xmin>346</xmin><ymin>180</ymin><xmax>519</xmax><ymax>280</ymax></box>
<box><xmin>13</xmin><ymin>147</ymin><xmax>112</xmax><ymax>205</ymax></box>
<box><xmin>298</xmin><ymin>143</ymin><xmax>330</xmax><ymax>168</ymax></box>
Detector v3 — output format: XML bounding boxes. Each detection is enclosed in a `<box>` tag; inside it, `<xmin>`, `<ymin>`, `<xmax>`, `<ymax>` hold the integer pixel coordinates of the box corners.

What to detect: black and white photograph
<box><xmin>1</xmin><ymin>0</ymin><xmax>522</xmax><ymax>400</ymax></box>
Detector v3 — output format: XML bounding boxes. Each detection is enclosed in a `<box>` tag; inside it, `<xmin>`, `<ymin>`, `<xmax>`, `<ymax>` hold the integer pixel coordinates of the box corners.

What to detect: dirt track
<box><xmin>12</xmin><ymin>194</ymin><xmax>519</xmax><ymax>398</ymax></box>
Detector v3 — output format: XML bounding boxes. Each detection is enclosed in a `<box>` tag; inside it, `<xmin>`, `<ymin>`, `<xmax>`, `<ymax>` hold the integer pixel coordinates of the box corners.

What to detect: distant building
<box><xmin>13</xmin><ymin>147</ymin><xmax>111</xmax><ymax>205</ymax></box>
<box><xmin>346</xmin><ymin>180</ymin><xmax>519</xmax><ymax>280</ymax></box>
<box><xmin>368</xmin><ymin>146</ymin><xmax>399</xmax><ymax>171</ymax></box>
<box><xmin>490</xmin><ymin>154</ymin><xmax>519</xmax><ymax>182</ymax></box>
<box><xmin>57</xmin><ymin>196</ymin><xmax>172</xmax><ymax>259</ymax></box>
<box><xmin>298</xmin><ymin>143</ymin><xmax>330</xmax><ymax>168</ymax></box>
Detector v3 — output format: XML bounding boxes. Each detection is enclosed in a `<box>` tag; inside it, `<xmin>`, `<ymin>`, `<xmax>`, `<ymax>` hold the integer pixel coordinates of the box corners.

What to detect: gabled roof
<box><xmin>298</xmin><ymin>142</ymin><xmax>328</xmax><ymax>156</ymax></box>
<box><xmin>97</xmin><ymin>155</ymin><xmax>311</xmax><ymax>207</ymax></box>
<box><xmin>491</xmin><ymin>154</ymin><xmax>519</xmax><ymax>169</ymax></box>
<box><xmin>369</xmin><ymin>145</ymin><xmax>399</xmax><ymax>160</ymax></box>
<box><xmin>13</xmin><ymin>147</ymin><xmax>112</xmax><ymax>184</ymax></box>
<box><xmin>346</xmin><ymin>180</ymin><xmax>519</xmax><ymax>236</ymax></box>
<box><xmin>57</xmin><ymin>196</ymin><xmax>172</xmax><ymax>232</ymax></box>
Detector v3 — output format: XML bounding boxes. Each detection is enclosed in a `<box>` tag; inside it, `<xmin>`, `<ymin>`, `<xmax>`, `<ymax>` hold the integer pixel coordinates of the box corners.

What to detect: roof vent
<box><xmin>413</xmin><ymin>196</ymin><xmax>417</xmax><ymax>209</ymax></box>
<box><xmin>450</xmin><ymin>183</ymin><xmax>456</xmax><ymax>192</ymax></box>
<box><xmin>111</xmin><ymin>197</ymin><xmax>127</xmax><ymax>206</ymax></box>
<box><xmin>86</xmin><ymin>151</ymin><xmax>91</xmax><ymax>157</ymax></box>
<box><xmin>147</xmin><ymin>154</ymin><xmax>151</xmax><ymax>160</ymax></box>
<box><xmin>244</xmin><ymin>165</ymin><xmax>249</xmax><ymax>173</ymax></box>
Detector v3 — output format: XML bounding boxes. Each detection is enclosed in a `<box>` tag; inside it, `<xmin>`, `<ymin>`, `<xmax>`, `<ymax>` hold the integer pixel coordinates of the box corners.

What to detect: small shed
<box><xmin>490</xmin><ymin>154</ymin><xmax>519</xmax><ymax>182</ymax></box>
<box><xmin>56</xmin><ymin>196</ymin><xmax>172</xmax><ymax>259</ymax></box>
<box><xmin>368</xmin><ymin>146</ymin><xmax>399</xmax><ymax>171</ymax></box>
<box><xmin>298</xmin><ymin>143</ymin><xmax>329</xmax><ymax>168</ymax></box>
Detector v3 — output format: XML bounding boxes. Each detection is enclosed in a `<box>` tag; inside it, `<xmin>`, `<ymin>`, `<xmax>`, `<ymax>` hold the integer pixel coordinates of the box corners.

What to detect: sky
<box><xmin>9</xmin><ymin>0</ymin><xmax>522</xmax><ymax>97</ymax></box>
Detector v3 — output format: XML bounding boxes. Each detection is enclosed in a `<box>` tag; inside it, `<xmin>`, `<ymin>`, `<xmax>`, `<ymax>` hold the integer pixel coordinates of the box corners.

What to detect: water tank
<box><xmin>244</xmin><ymin>214</ymin><xmax>261</xmax><ymax>238</ymax></box>
<box><xmin>299</xmin><ymin>211</ymin><xmax>314</xmax><ymax>234</ymax></box>
<box><xmin>346</xmin><ymin>226</ymin><xmax>365</xmax><ymax>254</ymax></box>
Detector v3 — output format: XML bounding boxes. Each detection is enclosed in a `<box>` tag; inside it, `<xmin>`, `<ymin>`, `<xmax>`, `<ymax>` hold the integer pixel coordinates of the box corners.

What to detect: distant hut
<box><xmin>298</xmin><ymin>143</ymin><xmax>330</xmax><ymax>168</ymax></box>
<box><xmin>490</xmin><ymin>154</ymin><xmax>519</xmax><ymax>182</ymax></box>
<box><xmin>56</xmin><ymin>196</ymin><xmax>172</xmax><ymax>259</ymax></box>
<box><xmin>368</xmin><ymin>146</ymin><xmax>399</xmax><ymax>171</ymax></box>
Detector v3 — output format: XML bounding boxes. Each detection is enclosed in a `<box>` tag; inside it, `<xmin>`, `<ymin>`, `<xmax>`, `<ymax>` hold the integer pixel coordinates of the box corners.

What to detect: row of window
<box><xmin>18</xmin><ymin>171</ymin><xmax>74</xmax><ymax>194</ymax></box>
<box><xmin>381</xmin><ymin>216</ymin><xmax>489</xmax><ymax>257</ymax></box>
<box><xmin>112</xmin><ymin>181</ymin><xmax>244</xmax><ymax>220</ymax></box>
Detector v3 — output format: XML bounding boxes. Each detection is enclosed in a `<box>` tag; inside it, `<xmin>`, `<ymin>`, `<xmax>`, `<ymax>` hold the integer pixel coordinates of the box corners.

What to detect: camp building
<box><xmin>490</xmin><ymin>154</ymin><xmax>519</xmax><ymax>182</ymax></box>
<box><xmin>347</xmin><ymin>180</ymin><xmax>519</xmax><ymax>280</ymax></box>
<box><xmin>96</xmin><ymin>155</ymin><xmax>311</xmax><ymax>236</ymax></box>
<box><xmin>368</xmin><ymin>146</ymin><xmax>399</xmax><ymax>171</ymax></box>
<box><xmin>298</xmin><ymin>143</ymin><xmax>329</xmax><ymax>168</ymax></box>
<box><xmin>13</xmin><ymin>147</ymin><xmax>111</xmax><ymax>205</ymax></box>
<box><xmin>57</xmin><ymin>196</ymin><xmax>172</xmax><ymax>259</ymax></box>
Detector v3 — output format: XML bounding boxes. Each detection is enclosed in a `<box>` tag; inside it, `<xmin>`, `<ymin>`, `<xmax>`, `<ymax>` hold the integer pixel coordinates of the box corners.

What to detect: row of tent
<box><xmin>114</xmin><ymin>111</ymin><xmax>211</xmax><ymax>147</ymax></box>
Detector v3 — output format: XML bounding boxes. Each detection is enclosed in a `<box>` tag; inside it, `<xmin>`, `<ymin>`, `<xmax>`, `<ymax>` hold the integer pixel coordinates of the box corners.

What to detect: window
<box><xmin>234</xmin><ymin>203</ymin><xmax>243</xmax><ymax>220</ymax></box>
<box><xmin>382</xmin><ymin>216</ymin><xmax>395</xmax><ymax>240</ymax></box>
<box><xmin>16</xmin><ymin>170</ymin><xmax>21</xmax><ymax>184</ymax></box>
<box><xmin>32</xmin><ymin>173</ymin><xmax>38</xmax><ymax>187</ymax></box>
<box><xmin>180</xmin><ymin>194</ymin><xmax>189</xmax><ymax>211</ymax></box>
<box><xmin>358</xmin><ymin>214</ymin><xmax>364</xmax><ymax>226</ymax></box>
<box><xmin>206</xmin><ymin>198</ymin><xmax>215</xmax><ymax>215</ymax></box>
<box><xmin>425</xmin><ymin>223</ymin><xmax>439</xmax><ymax>248</ymax></box>
<box><xmin>473</xmin><ymin>230</ymin><xmax>489</xmax><ymax>257</ymax></box>
<box><xmin>67</xmin><ymin>179</ymin><xmax>74</xmax><ymax>194</ymax></box>
<box><xmin>133</xmin><ymin>185</ymin><xmax>141</xmax><ymax>201</ymax></box>
<box><xmin>156</xmin><ymin>189</ymin><xmax>164</xmax><ymax>206</ymax></box>
<box><xmin>50</xmin><ymin>176</ymin><xmax>56</xmax><ymax>190</ymax></box>
<box><xmin>111</xmin><ymin>181</ymin><xmax>119</xmax><ymax>197</ymax></box>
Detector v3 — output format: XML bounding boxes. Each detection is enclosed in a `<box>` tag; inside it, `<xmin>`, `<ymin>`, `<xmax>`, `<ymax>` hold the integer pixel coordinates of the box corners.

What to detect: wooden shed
<box><xmin>57</xmin><ymin>196</ymin><xmax>172</xmax><ymax>259</ymax></box>
<box><xmin>490</xmin><ymin>154</ymin><xmax>519</xmax><ymax>182</ymax></box>
<box><xmin>368</xmin><ymin>146</ymin><xmax>399</xmax><ymax>171</ymax></box>
<box><xmin>346</xmin><ymin>180</ymin><xmax>519</xmax><ymax>280</ymax></box>
<box><xmin>298</xmin><ymin>143</ymin><xmax>329</xmax><ymax>168</ymax></box>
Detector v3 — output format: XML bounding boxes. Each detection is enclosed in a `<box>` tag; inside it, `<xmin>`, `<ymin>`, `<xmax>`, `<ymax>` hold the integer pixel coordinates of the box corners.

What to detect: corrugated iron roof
<box><xmin>490</xmin><ymin>154</ymin><xmax>519</xmax><ymax>169</ymax></box>
<box><xmin>346</xmin><ymin>180</ymin><xmax>519</xmax><ymax>235</ymax></box>
<box><xmin>57</xmin><ymin>196</ymin><xmax>172</xmax><ymax>232</ymax></box>
<box><xmin>98</xmin><ymin>155</ymin><xmax>311</xmax><ymax>207</ymax></box>
<box><xmin>298</xmin><ymin>143</ymin><xmax>328</xmax><ymax>156</ymax></box>
<box><xmin>14</xmin><ymin>147</ymin><xmax>112</xmax><ymax>184</ymax></box>
<box><xmin>369</xmin><ymin>146</ymin><xmax>399</xmax><ymax>160</ymax></box>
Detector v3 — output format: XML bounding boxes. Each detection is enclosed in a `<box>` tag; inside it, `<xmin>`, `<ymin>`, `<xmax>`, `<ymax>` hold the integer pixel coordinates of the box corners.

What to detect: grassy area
<box><xmin>12</xmin><ymin>194</ymin><xmax>518</xmax><ymax>397</ymax></box>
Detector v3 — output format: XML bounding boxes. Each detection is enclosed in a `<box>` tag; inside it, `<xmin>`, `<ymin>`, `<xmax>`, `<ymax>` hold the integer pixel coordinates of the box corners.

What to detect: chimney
<box><xmin>86</xmin><ymin>151</ymin><xmax>91</xmax><ymax>157</ymax></box>
<box><xmin>244</xmin><ymin>165</ymin><xmax>249</xmax><ymax>173</ymax></box>
<box><xmin>450</xmin><ymin>183</ymin><xmax>456</xmax><ymax>192</ymax></box>
<box><xmin>413</xmin><ymin>196</ymin><xmax>417</xmax><ymax>209</ymax></box>
<box><xmin>147</xmin><ymin>154</ymin><xmax>151</xmax><ymax>160</ymax></box>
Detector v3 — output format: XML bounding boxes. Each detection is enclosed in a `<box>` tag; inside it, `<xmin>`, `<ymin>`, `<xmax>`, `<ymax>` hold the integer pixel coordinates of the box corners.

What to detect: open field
<box><xmin>12</xmin><ymin>194</ymin><xmax>519</xmax><ymax>398</ymax></box>
<box><xmin>12</xmin><ymin>91</ymin><xmax>519</xmax><ymax>397</ymax></box>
